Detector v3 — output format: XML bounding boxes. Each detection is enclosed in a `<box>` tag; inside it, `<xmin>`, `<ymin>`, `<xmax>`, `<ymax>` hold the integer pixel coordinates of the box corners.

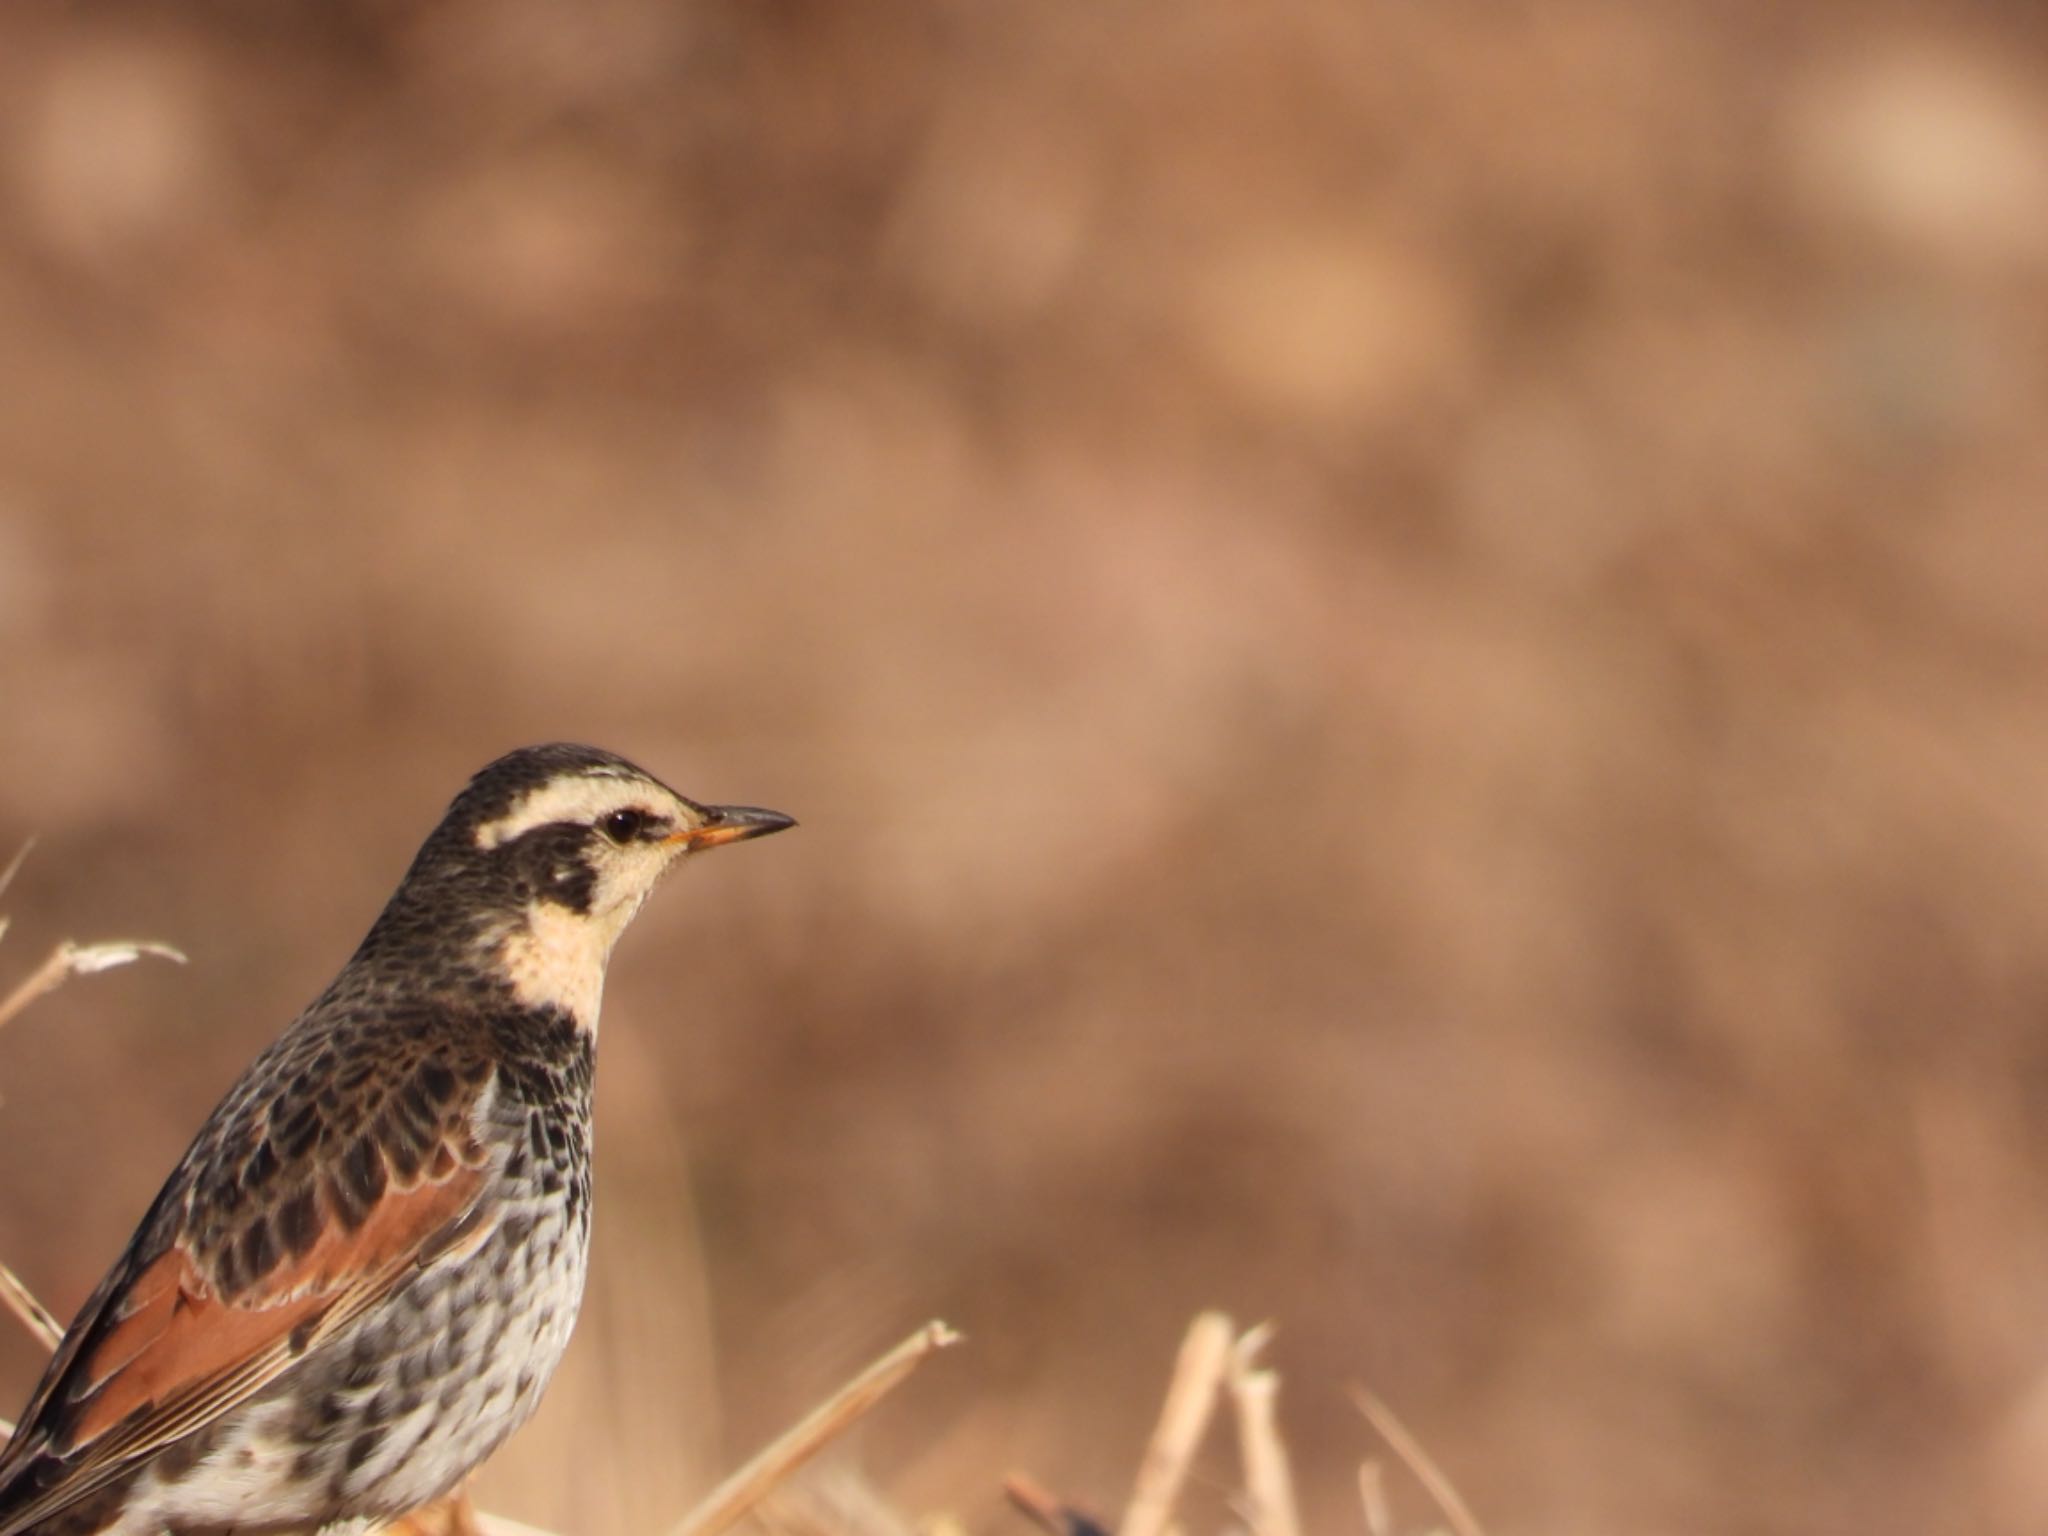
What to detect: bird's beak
<box><xmin>664</xmin><ymin>804</ymin><xmax>798</xmax><ymax>850</ymax></box>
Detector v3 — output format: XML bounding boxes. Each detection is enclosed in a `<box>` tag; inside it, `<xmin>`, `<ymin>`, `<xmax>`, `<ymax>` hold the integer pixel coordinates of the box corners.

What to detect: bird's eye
<box><xmin>599</xmin><ymin>808</ymin><xmax>650</xmax><ymax>844</ymax></box>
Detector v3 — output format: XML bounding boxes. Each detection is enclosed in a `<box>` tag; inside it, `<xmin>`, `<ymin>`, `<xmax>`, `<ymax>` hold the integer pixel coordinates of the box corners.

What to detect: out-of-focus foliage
<box><xmin>1</xmin><ymin>4</ymin><xmax>2046</xmax><ymax>1534</ymax></box>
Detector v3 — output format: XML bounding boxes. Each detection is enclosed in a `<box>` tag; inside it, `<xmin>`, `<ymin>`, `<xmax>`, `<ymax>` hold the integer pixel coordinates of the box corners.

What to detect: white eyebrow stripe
<box><xmin>473</xmin><ymin>774</ymin><xmax>652</xmax><ymax>849</ymax></box>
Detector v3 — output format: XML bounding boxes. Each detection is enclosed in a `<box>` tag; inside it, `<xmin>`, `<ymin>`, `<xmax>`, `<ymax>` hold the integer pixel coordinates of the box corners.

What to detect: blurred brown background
<box><xmin>1</xmin><ymin>3</ymin><xmax>2046</xmax><ymax>1533</ymax></box>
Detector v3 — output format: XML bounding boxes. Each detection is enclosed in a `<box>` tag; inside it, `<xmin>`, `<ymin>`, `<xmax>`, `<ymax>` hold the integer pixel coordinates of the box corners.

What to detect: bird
<box><xmin>0</xmin><ymin>743</ymin><xmax>794</xmax><ymax>1536</ymax></box>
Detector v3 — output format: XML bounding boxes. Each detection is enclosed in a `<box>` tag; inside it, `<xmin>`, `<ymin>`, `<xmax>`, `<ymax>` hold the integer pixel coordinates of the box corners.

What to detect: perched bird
<box><xmin>0</xmin><ymin>744</ymin><xmax>794</xmax><ymax>1536</ymax></box>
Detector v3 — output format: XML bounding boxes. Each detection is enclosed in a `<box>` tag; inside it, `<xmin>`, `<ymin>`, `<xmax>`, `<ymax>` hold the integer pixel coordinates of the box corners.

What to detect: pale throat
<box><xmin>490</xmin><ymin>896</ymin><xmax>644</xmax><ymax>1032</ymax></box>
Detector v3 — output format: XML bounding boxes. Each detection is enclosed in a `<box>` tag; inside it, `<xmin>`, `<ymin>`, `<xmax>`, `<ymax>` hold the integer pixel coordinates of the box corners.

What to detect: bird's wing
<box><xmin>0</xmin><ymin>1023</ymin><xmax>500</xmax><ymax>1536</ymax></box>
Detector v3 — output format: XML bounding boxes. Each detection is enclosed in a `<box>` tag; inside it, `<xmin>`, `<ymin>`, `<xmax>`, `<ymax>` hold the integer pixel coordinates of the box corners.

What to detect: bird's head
<box><xmin>372</xmin><ymin>743</ymin><xmax>794</xmax><ymax>1026</ymax></box>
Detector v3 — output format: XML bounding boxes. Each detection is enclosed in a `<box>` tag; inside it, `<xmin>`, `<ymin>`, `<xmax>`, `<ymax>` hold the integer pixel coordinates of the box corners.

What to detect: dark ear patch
<box><xmin>505</xmin><ymin>823</ymin><xmax>598</xmax><ymax>914</ymax></box>
<box><xmin>543</xmin><ymin>857</ymin><xmax>597</xmax><ymax>914</ymax></box>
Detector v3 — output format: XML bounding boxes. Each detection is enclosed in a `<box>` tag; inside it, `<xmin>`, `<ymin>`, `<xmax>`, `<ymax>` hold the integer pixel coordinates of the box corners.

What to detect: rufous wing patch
<box><xmin>56</xmin><ymin>1163</ymin><xmax>487</xmax><ymax>1464</ymax></box>
<box><xmin>66</xmin><ymin>1250</ymin><xmax>331</xmax><ymax>1446</ymax></box>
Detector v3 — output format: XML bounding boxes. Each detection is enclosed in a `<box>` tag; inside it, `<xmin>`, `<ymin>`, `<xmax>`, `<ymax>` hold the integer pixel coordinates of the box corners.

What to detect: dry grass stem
<box><xmin>1348</xmin><ymin>1388</ymin><xmax>1484</xmax><ymax>1536</ymax></box>
<box><xmin>667</xmin><ymin>1320</ymin><xmax>962</xmax><ymax>1536</ymax></box>
<box><xmin>1226</xmin><ymin>1325</ymin><xmax>1299</xmax><ymax>1536</ymax></box>
<box><xmin>0</xmin><ymin>1257</ymin><xmax>60</xmax><ymax>1353</ymax></box>
<box><xmin>0</xmin><ymin>840</ymin><xmax>34</xmax><ymax>907</ymax></box>
<box><xmin>1357</xmin><ymin>1463</ymin><xmax>1392</xmax><ymax>1536</ymax></box>
<box><xmin>1118</xmin><ymin>1310</ymin><xmax>1234</xmax><ymax>1536</ymax></box>
<box><xmin>0</xmin><ymin>939</ymin><xmax>187</xmax><ymax>1034</ymax></box>
<box><xmin>0</xmin><ymin>857</ymin><xmax>182</xmax><ymax>1404</ymax></box>
<box><xmin>758</xmin><ymin>1464</ymin><xmax>921</xmax><ymax>1536</ymax></box>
